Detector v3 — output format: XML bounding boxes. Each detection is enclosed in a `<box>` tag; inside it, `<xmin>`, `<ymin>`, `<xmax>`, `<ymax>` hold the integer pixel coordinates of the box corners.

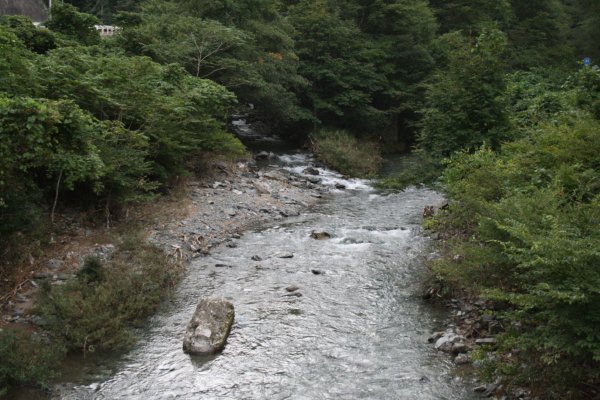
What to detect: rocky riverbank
<box><xmin>0</xmin><ymin>156</ymin><xmax>323</xmax><ymax>335</ymax></box>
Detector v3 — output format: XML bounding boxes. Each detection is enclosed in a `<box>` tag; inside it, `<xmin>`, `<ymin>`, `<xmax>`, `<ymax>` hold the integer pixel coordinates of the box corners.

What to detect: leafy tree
<box><xmin>288</xmin><ymin>0</ymin><xmax>387</xmax><ymax>134</ymax></box>
<box><xmin>0</xmin><ymin>26</ymin><xmax>40</xmax><ymax>96</ymax></box>
<box><xmin>418</xmin><ymin>28</ymin><xmax>510</xmax><ymax>158</ymax></box>
<box><xmin>0</xmin><ymin>15</ymin><xmax>56</xmax><ymax>54</ymax></box>
<box><xmin>507</xmin><ymin>0</ymin><xmax>573</xmax><ymax>68</ymax></box>
<box><xmin>428</xmin><ymin>0</ymin><xmax>512</xmax><ymax>33</ymax></box>
<box><xmin>117</xmin><ymin>0</ymin><xmax>307</xmax><ymax>131</ymax></box>
<box><xmin>46</xmin><ymin>3</ymin><xmax>101</xmax><ymax>46</ymax></box>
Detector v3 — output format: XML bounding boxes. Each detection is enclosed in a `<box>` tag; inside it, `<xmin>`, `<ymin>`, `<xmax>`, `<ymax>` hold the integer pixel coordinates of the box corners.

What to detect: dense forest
<box><xmin>0</xmin><ymin>0</ymin><xmax>599</xmax><ymax>398</ymax></box>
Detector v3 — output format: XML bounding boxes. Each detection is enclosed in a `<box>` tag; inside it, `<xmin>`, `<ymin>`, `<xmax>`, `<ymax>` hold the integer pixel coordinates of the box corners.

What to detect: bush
<box><xmin>433</xmin><ymin>116</ymin><xmax>600</xmax><ymax>397</ymax></box>
<box><xmin>311</xmin><ymin>129</ymin><xmax>382</xmax><ymax>177</ymax></box>
<box><xmin>0</xmin><ymin>329</ymin><xmax>66</xmax><ymax>395</ymax></box>
<box><xmin>37</xmin><ymin>239</ymin><xmax>182</xmax><ymax>353</ymax></box>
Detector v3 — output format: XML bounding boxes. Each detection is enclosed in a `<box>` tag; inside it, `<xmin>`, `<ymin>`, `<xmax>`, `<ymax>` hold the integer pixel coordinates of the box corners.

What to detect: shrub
<box><xmin>433</xmin><ymin>115</ymin><xmax>600</xmax><ymax>397</ymax></box>
<box><xmin>0</xmin><ymin>329</ymin><xmax>66</xmax><ymax>395</ymax></box>
<box><xmin>311</xmin><ymin>129</ymin><xmax>382</xmax><ymax>177</ymax></box>
<box><xmin>37</xmin><ymin>239</ymin><xmax>182</xmax><ymax>353</ymax></box>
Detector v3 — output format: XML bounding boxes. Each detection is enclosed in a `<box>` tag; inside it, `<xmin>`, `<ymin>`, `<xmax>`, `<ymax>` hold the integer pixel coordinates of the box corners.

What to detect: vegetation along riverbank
<box><xmin>1</xmin><ymin>0</ymin><xmax>600</xmax><ymax>398</ymax></box>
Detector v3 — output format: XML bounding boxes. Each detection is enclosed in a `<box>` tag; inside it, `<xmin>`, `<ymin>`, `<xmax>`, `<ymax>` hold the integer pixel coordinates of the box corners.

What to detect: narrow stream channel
<box><xmin>47</xmin><ymin>124</ymin><xmax>476</xmax><ymax>399</ymax></box>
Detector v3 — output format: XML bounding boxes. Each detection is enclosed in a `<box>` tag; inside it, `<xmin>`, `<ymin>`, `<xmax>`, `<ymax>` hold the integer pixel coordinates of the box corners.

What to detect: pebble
<box><xmin>285</xmin><ymin>286</ymin><xmax>300</xmax><ymax>292</ymax></box>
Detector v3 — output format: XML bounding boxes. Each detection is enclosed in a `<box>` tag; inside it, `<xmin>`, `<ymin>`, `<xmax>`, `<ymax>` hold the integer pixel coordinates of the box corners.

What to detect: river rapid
<box><xmin>45</xmin><ymin>125</ymin><xmax>476</xmax><ymax>400</ymax></box>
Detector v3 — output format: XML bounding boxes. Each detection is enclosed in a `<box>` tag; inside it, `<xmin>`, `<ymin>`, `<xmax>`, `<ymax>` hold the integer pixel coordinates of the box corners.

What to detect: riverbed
<box><xmin>46</xmin><ymin>142</ymin><xmax>476</xmax><ymax>399</ymax></box>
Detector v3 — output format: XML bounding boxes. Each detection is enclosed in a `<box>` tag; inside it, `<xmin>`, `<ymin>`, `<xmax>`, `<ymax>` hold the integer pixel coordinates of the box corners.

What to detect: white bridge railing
<box><xmin>95</xmin><ymin>25</ymin><xmax>119</xmax><ymax>36</ymax></box>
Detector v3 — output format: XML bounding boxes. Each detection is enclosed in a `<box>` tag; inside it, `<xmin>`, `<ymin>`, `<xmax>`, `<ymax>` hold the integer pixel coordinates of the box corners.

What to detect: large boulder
<box><xmin>183</xmin><ymin>299</ymin><xmax>235</xmax><ymax>355</ymax></box>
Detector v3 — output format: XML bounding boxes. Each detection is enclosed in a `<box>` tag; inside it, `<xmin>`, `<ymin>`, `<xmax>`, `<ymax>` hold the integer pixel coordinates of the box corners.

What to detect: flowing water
<box><xmin>39</xmin><ymin>123</ymin><xmax>476</xmax><ymax>399</ymax></box>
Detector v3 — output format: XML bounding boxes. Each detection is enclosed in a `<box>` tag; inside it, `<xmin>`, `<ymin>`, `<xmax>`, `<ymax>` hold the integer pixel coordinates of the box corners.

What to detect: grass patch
<box><xmin>311</xmin><ymin>129</ymin><xmax>382</xmax><ymax>178</ymax></box>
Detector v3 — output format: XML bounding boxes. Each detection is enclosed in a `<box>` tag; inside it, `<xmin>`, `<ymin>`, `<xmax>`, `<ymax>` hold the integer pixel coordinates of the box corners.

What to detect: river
<box><xmin>43</xmin><ymin>124</ymin><xmax>476</xmax><ymax>399</ymax></box>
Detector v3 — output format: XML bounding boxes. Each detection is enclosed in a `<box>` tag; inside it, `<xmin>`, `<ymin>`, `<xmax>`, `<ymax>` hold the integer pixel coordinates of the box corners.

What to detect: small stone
<box><xmin>285</xmin><ymin>286</ymin><xmax>300</xmax><ymax>292</ymax></box>
<box><xmin>427</xmin><ymin>332</ymin><xmax>444</xmax><ymax>343</ymax></box>
<box><xmin>452</xmin><ymin>342</ymin><xmax>468</xmax><ymax>354</ymax></box>
<box><xmin>306</xmin><ymin>176</ymin><xmax>321</xmax><ymax>184</ymax></box>
<box><xmin>255</xmin><ymin>151</ymin><xmax>270</xmax><ymax>160</ymax></box>
<box><xmin>45</xmin><ymin>259</ymin><xmax>63</xmax><ymax>270</ymax></box>
<box><xmin>277</xmin><ymin>252</ymin><xmax>294</xmax><ymax>259</ymax></box>
<box><xmin>311</xmin><ymin>269</ymin><xmax>323</xmax><ymax>275</ymax></box>
<box><xmin>226</xmin><ymin>209</ymin><xmax>237</xmax><ymax>217</ymax></box>
<box><xmin>253</xmin><ymin>181</ymin><xmax>271</xmax><ymax>195</ymax></box>
<box><xmin>474</xmin><ymin>385</ymin><xmax>487</xmax><ymax>393</ymax></box>
<box><xmin>302</xmin><ymin>167</ymin><xmax>320</xmax><ymax>176</ymax></box>
<box><xmin>226</xmin><ymin>243</ymin><xmax>238</xmax><ymax>248</ymax></box>
<box><xmin>335</xmin><ymin>183</ymin><xmax>346</xmax><ymax>190</ymax></box>
<box><xmin>310</xmin><ymin>231</ymin><xmax>331</xmax><ymax>240</ymax></box>
<box><xmin>454</xmin><ymin>354</ymin><xmax>471</xmax><ymax>365</ymax></box>
<box><xmin>251</xmin><ymin>255</ymin><xmax>262</xmax><ymax>261</ymax></box>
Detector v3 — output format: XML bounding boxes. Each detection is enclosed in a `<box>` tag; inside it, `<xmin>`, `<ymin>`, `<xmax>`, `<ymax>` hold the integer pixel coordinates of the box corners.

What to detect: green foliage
<box><xmin>0</xmin><ymin>16</ymin><xmax>56</xmax><ymax>54</ymax></box>
<box><xmin>118</xmin><ymin>0</ymin><xmax>307</xmax><ymax>131</ymax></box>
<box><xmin>418</xmin><ymin>28</ymin><xmax>510</xmax><ymax>158</ymax></box>
<box><xmin>46</xmin><ymin>3</ymin><xmax>101</xmax><ymax>46</ymax></box>
<box><xmin>0</xmin><ymin>329</ymin><xmax>66</xmax><ymax>393</ymax></box>
<box><xmin>37</xmin><ymin>240</ymin><xmax>181</xmax><ymax>353</ymax></box>
<box><xmin>376</xmin><ymin>153</ymin><xmax>442</xmax><ymax>190</ymax></box>
<box><xmin>311</xmin><ymin>129</ymin><xmax>382</xmax><ymax>177</ymax></box>
<box><xmin>0</xmin><ymin>26</ymin><xmax>39</xmax><ymax>96</ymax></box>
<box><xmin>434</xmin><ymin>104</ymin><xmax>600</xmax><ymax>396</ymax></box>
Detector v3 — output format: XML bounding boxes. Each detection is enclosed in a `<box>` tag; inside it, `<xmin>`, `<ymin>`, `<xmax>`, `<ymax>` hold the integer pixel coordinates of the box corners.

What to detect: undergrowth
<box><xmin>310</xmin><ymin>129</ymin><xmax>382</xmax><ymax>178</ymax></box>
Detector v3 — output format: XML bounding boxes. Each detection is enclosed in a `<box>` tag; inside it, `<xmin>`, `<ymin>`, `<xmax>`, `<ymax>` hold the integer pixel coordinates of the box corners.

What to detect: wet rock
<box><xmin>335</xmin><ymin>183</ymin><xmax>346</xmax><ymax>190</ymax></box>
<box><xmin>311</xmin><ymin>269</ymin><xmax>323</xmax><ymax>275</ymax></box>
<box><xmin>303</xmin><ymin>167</ymin><xmax>320</xmax><ymax>176</ymax></box>
<box><xmin>434</xmin><ymin>332</ymin><xmax>465</xmax><ymax>353</ymax></box>
<box><xmin>427</xmin><ymin>331</ymin><xmax>444</xmax><ymax>343</ymax></box>
<box><xmin>226</xmin><ymin>209</ymin><xmax>237</xmax><ymax>217</ymax></box>
<box><xmin>419</xmin><ymin>376</ymin><xmax>430</xmax><ymax>383</ymax></box>
<box><xmin>183</xmin><ymin>298</ymin><xmax>235</xmax><ymax>355</ymax></box>
<box><xmin>475</xmin><ymin>338</ymin><xmax>497</xmax><ymax>346</ymax></box>
<box><xmin>277</xmin><ymin>252</ymin><xmax>294</xmax><ymax>259</ymax></box>
<box><xmin>285</xmin><ymin>285</ymin><xmax>300</xmax><ymax>292</ymax></box>
<box><xmin>306</xmin><ymin>176</ymin><xmax>322</xmax><ymax>184</ymax></box>
<box><xmin>452</xmin><ymin>342</ymin><xmax>468</xmax><ymax>354</ymax></box>
<box><xmin>454</xmin><ymin>353</ymin><xmax>471</xmax><ymax>365</ymax></box>
<box><xmin>251</xmin><ymin>255</ymin><xmax>262</xmax><ymax>261</ymax></box>
<box><xmin>310</xmin><ymin>231</ymin><xmax>331</xmax><ymax>240</ymax></box>
<box><xmin>255</xmin><ymin>151</ymin><xmax>270</xmax><ymax>160</ymax></box>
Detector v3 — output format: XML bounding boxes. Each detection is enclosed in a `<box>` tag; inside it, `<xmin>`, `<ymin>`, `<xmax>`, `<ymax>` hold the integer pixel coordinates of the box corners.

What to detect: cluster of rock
<box><xmin>427</xmin><ymin>297</ymin><xmax>535</xmax><ymax>399</ymax></box>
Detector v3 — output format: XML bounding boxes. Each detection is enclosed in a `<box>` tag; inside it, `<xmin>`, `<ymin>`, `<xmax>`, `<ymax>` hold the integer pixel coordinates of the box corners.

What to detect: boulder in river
<box><xmin>310</xmin><ymin>231</ymin><xmax>331</xmax><ymax>240</ymax></box>
<box><xmin>183</xmin><ymin>299</ymin><xmax>235</xmax><ymax>355</ymax></box>
<box><xmin>303</xmin><ymin>167</ymin><xmax>320</xmax><ymax>176</ymax></box>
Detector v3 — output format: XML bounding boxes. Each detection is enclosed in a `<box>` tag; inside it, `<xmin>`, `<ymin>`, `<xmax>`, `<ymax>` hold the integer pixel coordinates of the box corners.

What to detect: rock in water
<box><xmin>310</xmin><ymin>231</ymin><xmax>331</xmax><ymax>240</ymax></box>
<box><xmin>183</xmin><ymin>299</ymin><xmax>235</xmax><ymax>355</ymax></box>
